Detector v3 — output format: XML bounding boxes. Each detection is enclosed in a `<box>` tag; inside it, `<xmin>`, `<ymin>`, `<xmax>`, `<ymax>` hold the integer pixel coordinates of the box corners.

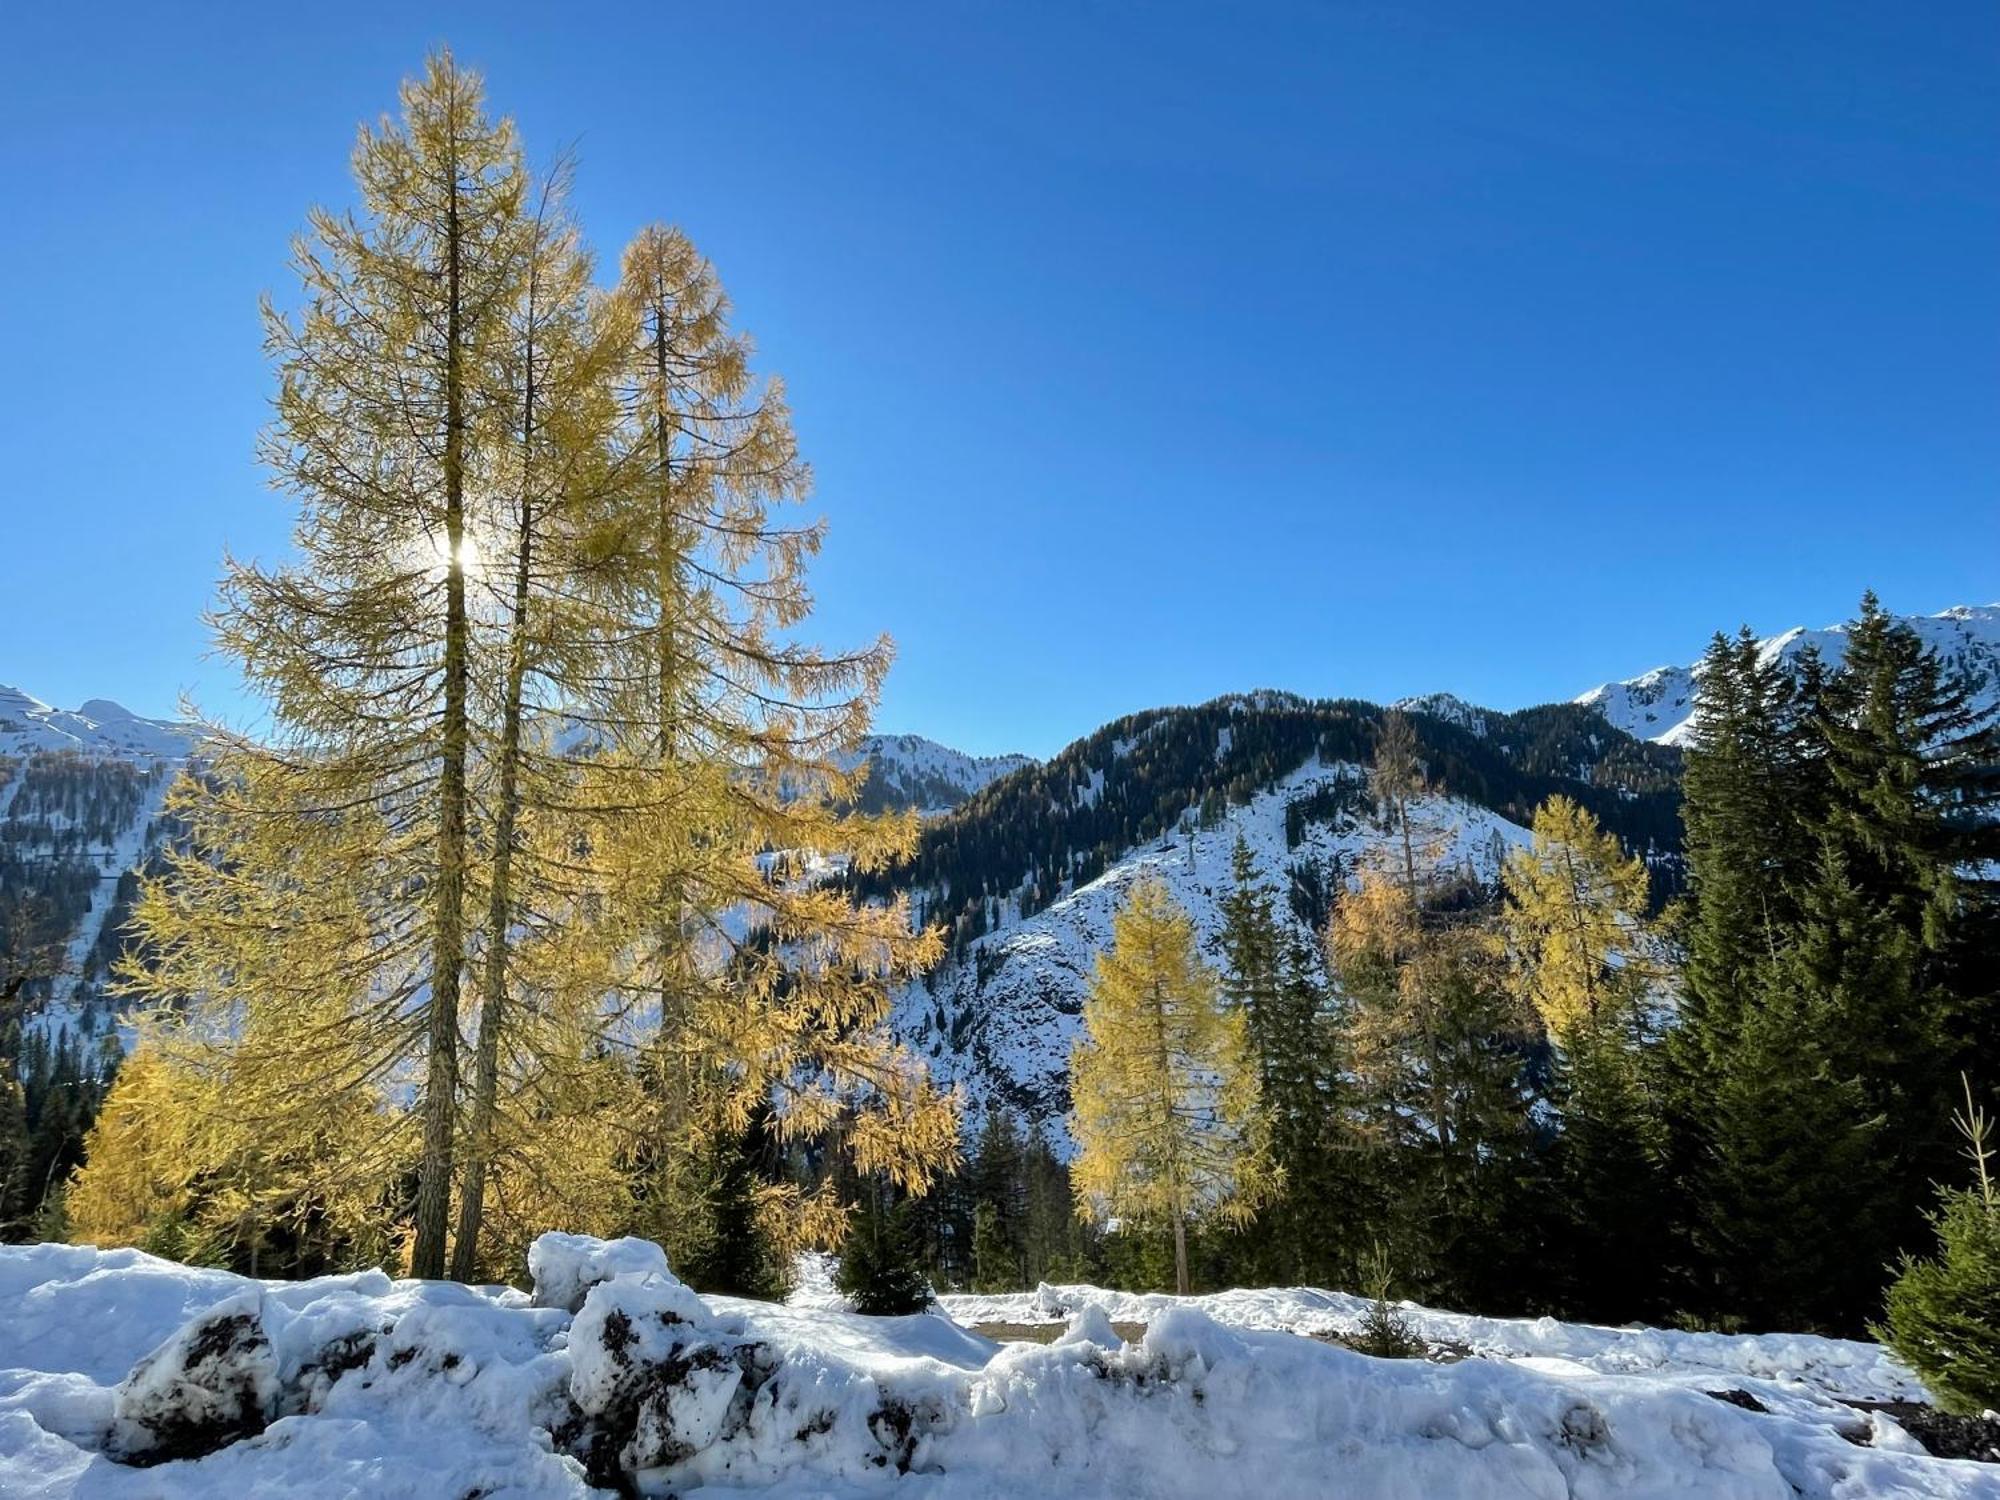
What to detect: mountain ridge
<box><xmin>0</xmin><ymin>686</ymin><xmax>193</xmax><ymax>763</ymax></box>
<box><xmin>1574</xmin><ymin>602</ymin><xmax>2000</xmax><ymax>745</ymax></box>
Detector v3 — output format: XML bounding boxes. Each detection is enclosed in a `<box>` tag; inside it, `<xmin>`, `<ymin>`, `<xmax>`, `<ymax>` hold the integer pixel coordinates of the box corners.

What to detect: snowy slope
<box><xmin>0</xmin><ymin>684</ymin><xmax>192</xmax><ymax>1048</ymax></box>
<box><xmin>0</xmin><ymin>687</ymin><xmax>192</xmax><ymax>763</ymax></box>
<box><xmin>892</xmin><ymin>753</ymin><xmax>1532</xmax><ymax>1134</ymax></box>
<box><xmin>1575</xmin><ymin>603</ymin><xmax>2000</xmax><ymax>746</ymax></box>
<box><xmin>837</xmin><ymin>733</ymin><xmax>1035</xmax><ymax>815</ymax></box>
<box><xmin>3</xmin><ymin>1233</ymin><xmax>1992</xmax><ymax>1499</ymax></box>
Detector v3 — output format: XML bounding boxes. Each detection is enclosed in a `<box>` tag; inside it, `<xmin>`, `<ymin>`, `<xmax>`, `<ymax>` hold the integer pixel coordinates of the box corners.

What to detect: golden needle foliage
<box><xmin>1069</xmin><ymin>877</ymin><xmax>1274</xmax><ymax>1294</ymax></box>
<box><xmin>77</xmin><ymin>51</ymin><xmax>955</xmax><ymax>1281</ymax></box>
<box><xmin>1500</xmin><ymin>795</ymin><xmax>1656</xmax><ymax>1045</ymax></box>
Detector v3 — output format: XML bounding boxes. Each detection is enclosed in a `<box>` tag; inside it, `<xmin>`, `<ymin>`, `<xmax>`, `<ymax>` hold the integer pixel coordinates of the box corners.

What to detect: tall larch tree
<box><xmin>1070</xmin><ymin>876</ymin><xmax>1274</xmax><ymax>1295</ymax></box>
<box><xmin>447</xmin><ymin>160</ymin><xmax>635</xmax><ymax>1279</ymax></box>
<box><xmin>1371</xmin><ymin>710</ymin><xmax>1426</xmax><ymax>903</ymax></box>
<box><xmin>570</xmin><ymin>223</ymin><xmax>958</xmax><ymax>1255</ymax></box>
<box><xmin>121</xmin><ymin>51</ymin><xmax>531</xmax><ymax>1277</ymax></box>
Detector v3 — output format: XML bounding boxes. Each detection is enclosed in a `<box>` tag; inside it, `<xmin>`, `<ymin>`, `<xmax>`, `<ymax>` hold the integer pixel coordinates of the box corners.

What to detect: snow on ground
<box><xmin>939</xmin><ymin>1283</ymin><xmax>1925</xmax><ymax>1406</ymax></box>
<box><xmin>2</xmin><ymin>1236</ymin><xmax>1994</xmax><ymax>1498</ymax></box>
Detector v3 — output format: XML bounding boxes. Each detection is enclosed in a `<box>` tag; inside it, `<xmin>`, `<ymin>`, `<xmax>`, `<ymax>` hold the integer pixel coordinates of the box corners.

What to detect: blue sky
<box><xmin>4</xmin><ymin>2</ymin><xmax>1995</xmax><ymax>757</ymax></box>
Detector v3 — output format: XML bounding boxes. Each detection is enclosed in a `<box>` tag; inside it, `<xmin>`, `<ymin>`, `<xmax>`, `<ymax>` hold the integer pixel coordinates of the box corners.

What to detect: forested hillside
<box><xmin>851</xmin><ymin>693</ymin><xmax>1683</xmax><ymax>960</ymax></box>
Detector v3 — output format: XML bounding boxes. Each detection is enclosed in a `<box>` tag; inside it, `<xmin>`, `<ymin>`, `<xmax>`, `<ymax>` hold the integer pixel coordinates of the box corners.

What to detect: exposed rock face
<box><xmin>105</xmin><ymin>1288</ymin><xmax>279</xmax><ymax>1466</ymax></box>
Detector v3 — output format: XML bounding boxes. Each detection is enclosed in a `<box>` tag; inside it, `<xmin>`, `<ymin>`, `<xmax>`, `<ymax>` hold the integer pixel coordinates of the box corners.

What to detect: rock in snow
<box><xmin>2</xmin><ymin>1235</ymin><xmax>1997</xmax><ymax>1498</ymax></box>
<box><xmin>104</xmin><ymin>1288</ymin><xmax>279</xmax><ymax>1465</ymax></box>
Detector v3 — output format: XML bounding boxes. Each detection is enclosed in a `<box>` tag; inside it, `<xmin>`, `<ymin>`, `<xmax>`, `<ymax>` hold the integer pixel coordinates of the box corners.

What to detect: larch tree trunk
<box><xmin>413</xmin><ymin>129</ymin><xmax>470</xmax><ymax>1281</ymax></box>
<box><xmin>450</xmin><ymin>253</ymin><xmax>542</xmax><ymax>1282</ymax></box>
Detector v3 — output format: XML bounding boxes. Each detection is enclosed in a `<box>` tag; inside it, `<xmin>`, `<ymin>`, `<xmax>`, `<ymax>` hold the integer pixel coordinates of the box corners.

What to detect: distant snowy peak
<box><xmin>839</xmin><ymin>733</ymin><xmax>1036</xmax><ymax>815</ymax></box>
<box><xmin>0</xmin><ymin>685</ymin><xmax>193</xmax><ymax>762</ymax></box>
<box><xmin>1572</xmin><ymin>665</ymin><xmax>1698</xmax><ymax>745</ymax></box>
<box><xmin>1577</xmin><ymin>603</ymin><xmax>2000</xmax><ymax>746</ymax></box>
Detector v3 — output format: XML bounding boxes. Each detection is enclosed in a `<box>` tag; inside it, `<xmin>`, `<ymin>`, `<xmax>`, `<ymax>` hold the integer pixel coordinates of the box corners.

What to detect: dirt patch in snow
<box><xmin>1851</xmin><ymin>1402</ymin><xmax>2000</xmax><ymax>1464</ymax></box>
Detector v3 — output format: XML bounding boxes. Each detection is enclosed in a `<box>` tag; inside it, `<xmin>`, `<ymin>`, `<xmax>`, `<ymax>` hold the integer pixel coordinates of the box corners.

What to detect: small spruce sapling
<box><xmin>1352</xmin><ymin>1242</ymin><xmax>1425</xmax><ymax>1359</ymax></box>
<box><xmin>1878</xmin><ymin>1077</ymin><xmax>2000</xmax><ymax>1416</ymax></box>
<box><xmin>837</xmin><ymin>1182</ymin><xmax>934</xmax><ymax>1316</ymax></box>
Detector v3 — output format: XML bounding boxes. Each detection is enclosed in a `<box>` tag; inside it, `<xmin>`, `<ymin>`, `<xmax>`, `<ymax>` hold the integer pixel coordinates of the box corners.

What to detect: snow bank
<box><xmin>941</xmin><ymin>1281</ymin><xmax>1926</xmax><ymax>1405</ymax></box>
<box><xmin>528</xmin><ymin>1231</ymin><xmax>675</xmax><ymax>1314</ymax></box>
<box><xmin>1</xmin><ymin>1236</ymin><xmax>1993</xmax><ymax>1498</ymax></box>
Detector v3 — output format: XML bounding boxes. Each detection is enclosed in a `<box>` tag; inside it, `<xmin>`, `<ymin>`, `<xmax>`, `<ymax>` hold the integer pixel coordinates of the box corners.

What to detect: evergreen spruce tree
<box><xmin>0</xmin><ymin>1064</ymin><xmax>28</xmax><ymax>1240</ymax></box>
<box><xmin>1677</xmin><ymin>629</ymin><xmax>1824</xmax><ymax>1064</ymax></box>
<box><xmin>1070</xmin><ymin>877</ymin><xmax>1275</xmax><ymax>1295</ymax></box>
<box><xmin>1219</xmin><ymin>834</ymin><xmax>1285</xmax><ymax>1034</ymax></box>
<box><xmin>1020</xmin><ymin>1120</ymin><xmax>1087</xmax><ymax>1282</ymax></box>
<box><xmin>1217</xmin><ymin>836</ymin><xmax>1352</xmax><ymax>1284</ymax></box>
<box><xmin>970</xmin><ymin>1202</ymin><xmax>1011</xmax><ymax>1293</ymax></box>
<box><xmin>836</xmin><ymin>1179</ymin><xmax>933</xmax><ymax>1315</ymax></box>
<box><xmin>1673</xmin><ymin>594</ymin><xmax>2000</xmax><ymax>1328</ymax></box>
<box><xmin>1702</xmin><ymin>926</ymin><xmax>1889</xmax><ymax>1333</ymax></box>
<box><xmin>1329</xmin><ymin>869</ymin><xmax>1534</xmax><ymax>1308</ymax></box>
<box><xmin>1810</xmin><ymin>594</ymin><xmax>2000</xmax><ymax>1208</ymax></box>
<box><xmin>966</xmin><ymin>1107</ymin><xmax>1026</xmax><ymax>1289</ymax></box>
<box><xmin>670</xmin><ymin>1117</ymin><xmax>788</xmax><ymax>1298</ymax></box>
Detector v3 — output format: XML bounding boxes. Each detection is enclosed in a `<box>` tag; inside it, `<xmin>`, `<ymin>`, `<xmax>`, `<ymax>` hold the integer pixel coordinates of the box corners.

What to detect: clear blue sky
<box><xmin>4</xmin><ymin>2</ymin><xmax>1995</xmax><ymax>757</ymax></box>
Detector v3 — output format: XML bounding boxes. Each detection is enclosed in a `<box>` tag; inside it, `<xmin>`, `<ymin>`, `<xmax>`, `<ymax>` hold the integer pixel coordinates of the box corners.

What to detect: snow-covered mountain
<box><xmin>1575</xmin><ymin>603</ymin><xmax>2000</xmax><ymax>746</ymax></box>
<box><xmin>0</xmin><ymin>686</ymin><xmax>192</xmax><ymax>1048</ymax></box>
<box><xmin>0</xmin><ymin>685</ymin><xmax>192</xmax><ymax>762</ymax></box>
<box><xmin>892</xmin><ymin>754</ymin><xmax>1532</xmax><ymax>1135</ymax></box>
<box><xmin>869</xmin><ymin>692</ymin><xmax>1683</xmax><ymax>1135</ymax></box>
<box><xmin>836</xmin><ymin>733</ymin><xmax>1035</xmax><ymax>815</ymax></box>
<box><xmin>1389</xmin><ymin>691</ymin><xmax>1491</xmax><ymax>736</ymax></box>
<box><xmin>14</xmin><ymin>600</ymin><xmax>1993</xmax><ymax>1102</ymax></box>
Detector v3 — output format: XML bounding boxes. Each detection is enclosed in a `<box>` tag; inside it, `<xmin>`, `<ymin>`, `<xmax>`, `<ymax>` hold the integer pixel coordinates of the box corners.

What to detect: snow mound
<box><xmin>2</xmin><ymin>1235</ymin><xmax>1994</xmax><ymax>1498</ymax></box>
<box><xmin>105</xmin><ymin>1287</ymin><xmax>279</xmax><ymax>1464</ymax></box>
<box><xmin>528</xmin><ymin>1231</ymin><xmax>675</xmax><ymax>1314</ymax></box>
<box><xmin>944</xmin><ymin>1282</ymin><xmax>1926</xmax><ymax>1405</ymax></box>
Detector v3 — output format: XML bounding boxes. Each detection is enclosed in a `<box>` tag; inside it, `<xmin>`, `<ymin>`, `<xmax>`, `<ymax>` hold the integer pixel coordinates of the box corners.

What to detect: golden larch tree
<box><xmin>108</xmin><ymin>56</ymin><xmax>959</xmax><ymax>1283</ymax></box>
<box><xmin>1070</xmin><ymin>876</ymin><xmax>1274</xmax><ymax>1295</ymax></box>
<box><xmin>1500</xmin><ymin>794</ymin><xmax>1656</xmax><ymax>1046</ymax></box>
